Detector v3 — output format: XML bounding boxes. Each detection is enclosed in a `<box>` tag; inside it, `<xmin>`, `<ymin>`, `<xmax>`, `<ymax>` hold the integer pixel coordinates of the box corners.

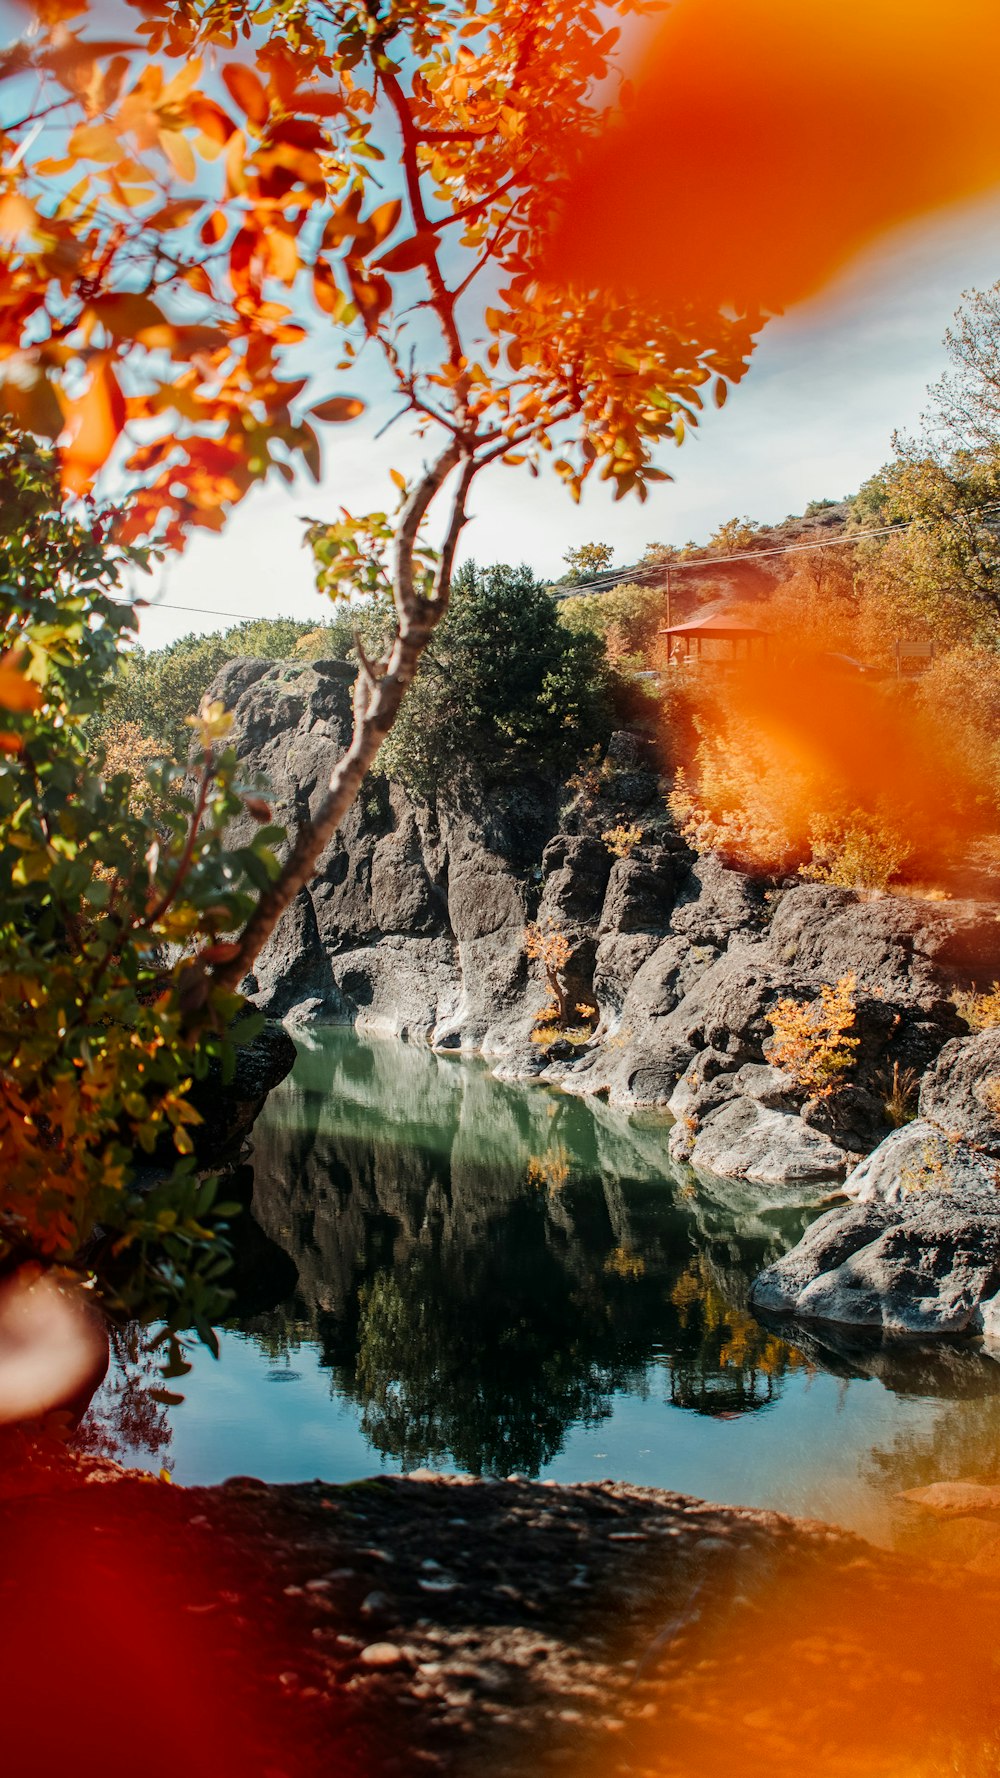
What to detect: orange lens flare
<box><xmin>665</xmin><ymin>646</ymin><xmax>993</xmax><ymax>886</ymax></box>
<box><xmin>549</xmin><ymin>0</ymin><xmax>1000</xmax><ymax>312</ymax></box>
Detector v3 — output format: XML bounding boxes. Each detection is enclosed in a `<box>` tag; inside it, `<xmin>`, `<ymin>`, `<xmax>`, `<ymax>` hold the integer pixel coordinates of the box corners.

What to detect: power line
<box><xmin>551</xmin><ymin>501</ymin><xmax>1000</xmax><ymax>598</ymax></box>
<box><xmin>113</xmin><ymin>596</ymin><xmax>318</xmax><ymax>622</ymax></box>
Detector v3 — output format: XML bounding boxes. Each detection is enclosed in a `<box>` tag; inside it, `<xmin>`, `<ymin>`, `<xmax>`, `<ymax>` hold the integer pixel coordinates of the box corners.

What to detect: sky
<box><xmin>132</xmin><ymin>186</ymin><xmax>1000</xmax><ymax>650</ymax></box>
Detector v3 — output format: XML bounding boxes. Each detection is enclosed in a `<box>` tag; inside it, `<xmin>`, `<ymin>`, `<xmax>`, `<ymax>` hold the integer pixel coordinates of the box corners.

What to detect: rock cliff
<box><xmin>216</xmin><ymin>656</ymin><xmax>1000</xmax><ymax>1189</ymax></box>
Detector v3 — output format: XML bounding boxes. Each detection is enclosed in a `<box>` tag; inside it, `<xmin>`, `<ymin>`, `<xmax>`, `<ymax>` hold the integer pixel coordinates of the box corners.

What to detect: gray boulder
<box><xmin>670</xmin><ymin>1090</ymin><xmax>848</xmax><ymax>1184</ymax></box>
<box><xmin>919</xmin><ymin>1028</ymin><xmax>1000</xmax><ymax>1157</ymax></box>
<box><xmin>845</xmin><ymin>1120</ymin><xmax>1000</xmax><ymax>1204</ymax></box>
<box><xmin>598</xmin><ymin>849</ymin><xmax>679</xmax><ymax>935</ymax></box>
<box><xmin>751</xmin><ymin>1195</ymin><xmax>1000</xmax><ymax>1339</ymax></box>
<box><xmin>752</xmin><ymin>1115</ymin><xmax>1000</xmax><ymax>1340</ymax></box>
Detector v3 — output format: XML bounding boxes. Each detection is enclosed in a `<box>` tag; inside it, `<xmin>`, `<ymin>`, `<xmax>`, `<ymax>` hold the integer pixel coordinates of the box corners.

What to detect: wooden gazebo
<box><xmin>660</xmin><ymin>611</ymin><xmax>771</xmax><ymax>665</ymax></box>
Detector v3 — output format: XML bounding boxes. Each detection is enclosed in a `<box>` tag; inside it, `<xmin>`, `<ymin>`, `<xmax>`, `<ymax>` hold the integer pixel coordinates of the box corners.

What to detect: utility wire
<box><xmin>106</xmin><ymin>498</ymin><xmax>1000</xmax><ymax>624</ymax></box>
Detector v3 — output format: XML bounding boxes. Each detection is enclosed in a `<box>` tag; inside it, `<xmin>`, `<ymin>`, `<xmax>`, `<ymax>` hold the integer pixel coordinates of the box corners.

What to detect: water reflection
<box><xmin>233</xmin><ymin>1029</ymin><xmax>818</xmax><ymax>1475</ymax></box>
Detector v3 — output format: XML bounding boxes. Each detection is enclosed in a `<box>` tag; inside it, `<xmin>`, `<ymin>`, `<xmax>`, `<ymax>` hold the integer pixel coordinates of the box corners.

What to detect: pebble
<box><xmin>360</xmin><ymin>1590</ymin><xmax>392</xmax><ymax>1615</ymax></box>
<box><xmin>360</xmin><ymin>1642</ymin><xmax>406</xmax><ymax>1668</ymax></box>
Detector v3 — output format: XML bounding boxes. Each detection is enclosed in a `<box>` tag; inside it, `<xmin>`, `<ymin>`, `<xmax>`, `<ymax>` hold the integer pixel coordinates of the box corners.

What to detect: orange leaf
<box><xmin>0</xmin><ymin>193</ymin><xmax>37</xmax><ymax>243</ymax></box>
<box><xmin>0</xmin><ymin>657</ymin><xmax>42</xmax><ymax>714</ymax></box>
<box><xmin>67</xmin><ymin>120</ymin><xmax>120</xmax><ymax>163</ymax></box>
<box><xmin>200</xmin><ymin>210</ymin><xmax>227</xmax><ymax>245</ymax></box>
<box><xmin>312</xmin><ymin>261</ymin><xmax>343</xmax><ymax>317</ymax></box>
<box><xmin>146</xmin><ymin>200</ymin><xmax>203</xmax><ymax>230</ymax></box>
<box><xmin>366</xmin><ymin>199</ymin><xmax>402</xmax><ymax>247</ymax></box>
<box><xmin>222</xmin><ymin>64</ymin><xmax>269</xmax><ymax>128</ymax></box>
<box><xmin>0</xmin><ymin>366</ymin><xmax>63</xmax><ymax>440</ymax></box>
<box><xmin>61</xmin><ymin>359</ymin><xmax>126</xmax><ymax>494</ymax></box>
<box><xmin>375</xmin><ymin>231</ymin><xmax>434</xmax><ymax>274</ymax></box>
<box><xmin>159</xmin><ymin>130</ymin><xmax>196</xmax><ymax>183</ymax></box>
<box><xmin>188</xmin><ymin>96</ymin><xmax>236</xmax><ymax>145</ymax></box>
<box><xmin>225</xmin><ymin>128</ymin><xmax>247</xmax><ymax>197</ymax></box>
<box><xmin>90</xmin><ymin>293</ymin><xmax>173</xmax><ymax>347</ymax></box>
<box><xmin>310</xmin><ymin>396</ymin><xmax>365</xmax><ymax>423</ymax></box>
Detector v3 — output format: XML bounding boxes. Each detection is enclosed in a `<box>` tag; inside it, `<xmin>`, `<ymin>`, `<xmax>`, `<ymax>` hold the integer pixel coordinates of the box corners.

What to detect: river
<box><xmin>83</xmin><ymin>1027</ymin><xmax>1000</xmax><ymax>1549</ymax></box>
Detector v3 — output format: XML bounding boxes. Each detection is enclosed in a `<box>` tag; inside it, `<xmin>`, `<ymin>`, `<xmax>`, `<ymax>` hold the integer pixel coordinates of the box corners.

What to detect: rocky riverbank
<box><xmin>6</xmin><ymin>1450</ymin><xmax>1000</xmax><ymax>1778</ymax></box>
<box><xmin>208</xmin><ymin>655</ymin><xmax>1000</xmax><ymax>1342</ymax></box>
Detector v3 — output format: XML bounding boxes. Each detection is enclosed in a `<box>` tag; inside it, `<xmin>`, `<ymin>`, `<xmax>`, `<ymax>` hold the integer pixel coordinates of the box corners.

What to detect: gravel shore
<box><xmin>3</xmin><ymin>1456</ymin><xmax>1000</xmax><ymax>1778</ymax></box>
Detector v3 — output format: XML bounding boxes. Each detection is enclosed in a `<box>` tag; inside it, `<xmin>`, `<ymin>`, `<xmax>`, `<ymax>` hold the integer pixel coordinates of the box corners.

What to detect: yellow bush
<box><xmin>954</xmin><ymin>982</ymin><xmax>1000</xmax><ymax>1030</ymax></box>
<box><xmin>602</xmin><ymin>823</ymin><xmax>643</xmax><ymax>859</ymax></box>
<box><xmin>801</xmin><ymin>811</ymin><xmax>912</xmax><ymax>893</ymax></box>
<box><xmin>100</xmin><ymin>720</ymin><xmax>164</xmax><ymax>818</ymax></box>
<box><xmin>766</xmin><ymin>972</ymin><xmax>860</xmax><ymax>1097</ymax></box>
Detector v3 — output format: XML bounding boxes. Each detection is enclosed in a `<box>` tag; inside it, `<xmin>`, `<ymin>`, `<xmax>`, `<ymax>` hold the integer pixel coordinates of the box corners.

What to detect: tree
<box><xmin>378</xmin><ymin>560</ymin><xmax>609</xmax><ymax>795</ymax></box>
<box><xmin>638</xmin><ymin>540</ymin><xmax>678</xmax><ymax>566</ymax></box>
<box><xmin>926</xmin><ymin>281</ymin><xmax>1000</xmax><ymax>456</ymax></box>
<box><xmin>852</xmin><ymin>445</ymin><xmax>1000</xmax><ymax>651</ymax></box>
<box><xmin>0</xmin><ymin>424</ymin><xmax>283</xmax><ymax>1374</ymax></box>
<box><xmin>708</xmin><ymin>515</ymin><xmax>765</xmax><ymax>555</ymax></box>
<box><xmin>557</xmin><ymin>578</ymin><xmax>661</xmax><ymax>668</ymax></box>
<box><xmin>562</xmin><ymin>541</ymin><xmax>615</xmax><ymax>581</ymax></box>
<box><xmin>0</xmin><ymin>0</ymin><xmax>757</xmax><ymax>1011</ymax></box>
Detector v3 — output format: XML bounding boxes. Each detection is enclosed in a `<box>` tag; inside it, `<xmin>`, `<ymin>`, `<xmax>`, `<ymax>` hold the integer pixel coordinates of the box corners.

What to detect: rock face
<box><xmin>187</xmin><ymin>1021</ymin><xmax>298</xmax><ymax>1165</ymax></box>
<box><xmin>214</xmin><ymin>656</ymin><xmax>1000</xmax><ymax>1191</ymax></box>
<box><xmin>750</xmin><ymin>1034</ymin><xmax>1000</xmax><ymax>1340</ymax></box>
<box><xmin>751</xmin><ymin>1191</ymin><xmax>1000</xmax><ymax>1340</ymax></box>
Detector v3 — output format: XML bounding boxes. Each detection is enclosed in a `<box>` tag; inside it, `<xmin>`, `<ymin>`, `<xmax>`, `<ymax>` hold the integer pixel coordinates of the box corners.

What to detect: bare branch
<box><xmin>432</xmin><ymin>455</ymin><xmax>478</xmax><ymax>609</ymax></box>
<box><xmin>208</xmin><ymin>444</ymin><xmax>474</xmax><ymax>994</ymax></box>
<box><xmin>393</xmin><ymin>440</ymin><xmax>462</xmax><ymax>627</ymax></box>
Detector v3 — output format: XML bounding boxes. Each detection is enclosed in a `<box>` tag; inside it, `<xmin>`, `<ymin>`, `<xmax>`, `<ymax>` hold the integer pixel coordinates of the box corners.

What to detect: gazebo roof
<box><xmin>660</xmin><ymin>611</ymin><xmax>769</xmax><ymax>640</ymax></box>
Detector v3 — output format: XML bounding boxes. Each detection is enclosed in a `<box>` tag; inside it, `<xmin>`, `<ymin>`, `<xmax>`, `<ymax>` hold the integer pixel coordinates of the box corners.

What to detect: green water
<box><xmin>87</xmin><ymin>1028</ymin><xmax>1000</xmax><ymax>1545</ymax></box>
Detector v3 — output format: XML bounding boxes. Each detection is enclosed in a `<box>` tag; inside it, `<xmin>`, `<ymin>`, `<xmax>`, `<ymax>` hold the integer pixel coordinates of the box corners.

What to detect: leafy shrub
<box><xmin>525</xmin><ymin>920</ymin><xmax>574</xmax><ymax>1037</ymax></box>
<box><xmin>0</xmin><ymin>427</ymin><xmax>283</xmax><ymax>1376</ymax></box>
<box><xmin>800</xmin><ymin>811</ymin><xmax>912</xmax><ymax>892</ymax></box>
<box><xmin>602</xmin><ymin>823</ymin><xmax>644</xmax><ymax>858</ymax></box>
<box><xmin>765</xmin><ymin>973</ymin><xmax>860</xmax><ymax>1097</ymax></box>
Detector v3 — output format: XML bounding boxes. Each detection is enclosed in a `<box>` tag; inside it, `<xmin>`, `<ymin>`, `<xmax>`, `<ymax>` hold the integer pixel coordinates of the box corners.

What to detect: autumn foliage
<box><xmin>0</xmin><ymin>427</ymin><xmax>287</xmax><ymax>1369</ymax></box>
<box><xmin>765</xmin><ymin>973</ymin><xmax>860</xmax><ymax>1099</ymax></box>
<box><xmin>0</xmin><ymin>0</ymin><xmax>755</xmax><ymax>543</ymax></box>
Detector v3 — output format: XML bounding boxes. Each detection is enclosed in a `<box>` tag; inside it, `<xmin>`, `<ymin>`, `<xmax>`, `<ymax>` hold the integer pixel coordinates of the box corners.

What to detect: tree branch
<box><xmin>379</xmin><ymin>65</ymin><xmax>464</xmax><ymax>371</ymax></box>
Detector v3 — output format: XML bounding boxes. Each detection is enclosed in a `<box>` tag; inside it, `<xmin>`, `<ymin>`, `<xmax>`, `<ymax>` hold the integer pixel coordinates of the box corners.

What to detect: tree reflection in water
<box><xmin>233</xmin><ymin>1029</ymin><xmax>817</xmax><ymax>1476</ymax></box>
